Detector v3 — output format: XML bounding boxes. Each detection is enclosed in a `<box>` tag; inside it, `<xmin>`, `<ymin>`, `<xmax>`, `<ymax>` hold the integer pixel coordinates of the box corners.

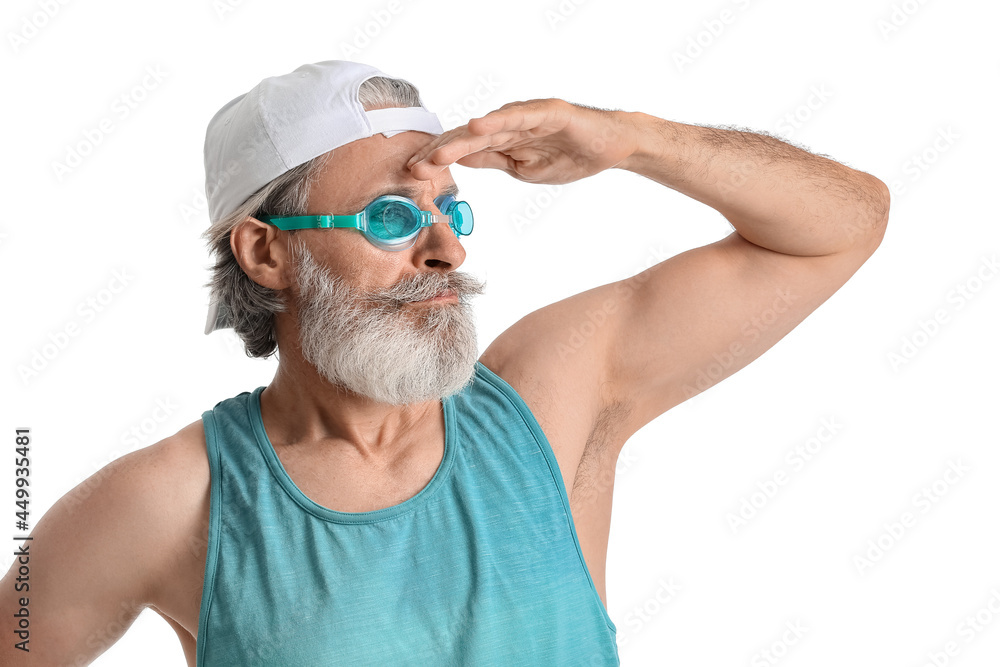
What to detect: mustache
<box><xmin>366</xmin><ymin>270</ymin><xmax>486</xmax><ymax>307</ymax></box>
<box><xmin>288</xmin><ymin>238</ymin><xmax>486</xmax><ymax>307</ymax></box>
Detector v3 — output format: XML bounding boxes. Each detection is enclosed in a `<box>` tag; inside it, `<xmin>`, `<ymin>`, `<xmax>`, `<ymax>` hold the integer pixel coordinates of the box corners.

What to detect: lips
<box><xmin>415</xmin><ymin>288</ymin><xmax>456</xmax><ymax>302</ymax></box>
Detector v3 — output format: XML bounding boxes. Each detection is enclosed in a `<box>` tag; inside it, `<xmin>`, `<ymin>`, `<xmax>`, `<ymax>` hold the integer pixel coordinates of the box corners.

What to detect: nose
<box><xmin>409</xmin><ymin>196</ymin><xmax>466</xmax><ymax>270</ymax></box>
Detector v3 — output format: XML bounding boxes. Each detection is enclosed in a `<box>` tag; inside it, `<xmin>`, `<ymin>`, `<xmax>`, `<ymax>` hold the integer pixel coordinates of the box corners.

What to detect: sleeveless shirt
<box><xmin>196</xmin><ymin>361</ymin><xmax>619</xmax><ymax>666</ymax></box>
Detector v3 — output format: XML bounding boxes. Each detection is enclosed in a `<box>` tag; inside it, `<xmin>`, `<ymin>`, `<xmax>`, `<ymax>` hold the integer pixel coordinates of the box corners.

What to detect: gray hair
<box><xmin>200</xmin><ymin>76</ymin><xmax>424</xmax><ymax>358</ymax></box>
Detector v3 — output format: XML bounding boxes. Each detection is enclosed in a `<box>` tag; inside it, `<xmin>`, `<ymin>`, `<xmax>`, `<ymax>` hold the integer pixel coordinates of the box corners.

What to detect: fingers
<box><xmin>406</xmin><ymin>124</ymin><xmax>464</xmax><ymax>168</ymax></box>
<box><xmin>406</xmin><ymin>128</ymin><xmax>497</xmax><ymax>170</ymax></box>
<box><xmin>406</xmin><ymin>99</ymin><xmax>569</xmax><ymax>180</ymax></box>
<box><xmin>410</xmin><ymin>147</ymin><xmax>522</xmax><ymax>181</ymax></box>
<box><xmin>467</xmin><ymin>99</ymin><xmax>564</xmax><ymax>136</ymax></box>
<box><xmin>454</xmin><ymin>151</ymin><xmax>517</xmax><ymax>172</ymax></box>
<box><xmin>408</xmin><ymin>130</ymin><xmax>523</xmax><ymax>180</ymax></box>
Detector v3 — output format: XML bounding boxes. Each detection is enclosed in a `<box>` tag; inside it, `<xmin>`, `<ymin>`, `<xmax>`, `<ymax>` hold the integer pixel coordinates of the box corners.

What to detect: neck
<box><xmin>259</xmin><ymin>345</ymin><xmax>441</xmax><ymax>462</ymax></box>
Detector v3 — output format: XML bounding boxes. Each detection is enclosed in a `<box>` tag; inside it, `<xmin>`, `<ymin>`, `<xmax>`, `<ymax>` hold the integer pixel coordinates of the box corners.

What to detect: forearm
<box><xmin>617</xmin><ymin>112</ymin><xmax>890</xmax><ymax>256</ymax></box>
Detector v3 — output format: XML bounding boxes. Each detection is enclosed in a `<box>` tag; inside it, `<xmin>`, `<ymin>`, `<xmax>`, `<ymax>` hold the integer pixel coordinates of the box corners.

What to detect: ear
<box><xmin>230</xmin><ymin>217</ymin><xmax>295</xmax><ymax>290</ymax></box>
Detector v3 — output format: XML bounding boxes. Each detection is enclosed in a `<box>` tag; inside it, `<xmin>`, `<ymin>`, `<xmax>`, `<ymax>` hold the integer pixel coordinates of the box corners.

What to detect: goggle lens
<box><xmin>369</xmin><ymin>199</ymin><xmax>420</xmax><ymax>240</ymax></box>
<box><xmin>435</xmin><ymin>195</ymin><xmax>474</xmax><ymax>236</ymax></box>
<box><xmin>451</xmin><ymin>200</ymin><xmax>474</xmax><ymax>235</ymax></box>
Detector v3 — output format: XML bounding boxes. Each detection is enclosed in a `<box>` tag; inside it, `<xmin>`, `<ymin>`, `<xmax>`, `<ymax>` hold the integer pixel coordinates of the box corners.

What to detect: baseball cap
<box><xmin>203</xmin><ymin>60</ymin><xmax>444</xmax><ymax>335</ymax></box>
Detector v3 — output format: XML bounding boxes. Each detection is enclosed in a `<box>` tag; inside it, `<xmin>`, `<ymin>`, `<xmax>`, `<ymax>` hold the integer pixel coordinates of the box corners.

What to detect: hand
<box><xmin>406</xmin><ymin>98</ymin><xmax>639</xmax><ymax>185</ymax></box>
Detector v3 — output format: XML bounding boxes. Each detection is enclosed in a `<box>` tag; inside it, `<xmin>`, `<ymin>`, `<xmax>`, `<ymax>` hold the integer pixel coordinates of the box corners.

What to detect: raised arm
<box><xmin>600</xmin><ymin>112</ymin><xmax>889</xmax><ymax>431</ymax></box>
<box><xmin>407</xmin><ymin>98</ymin><xmax>888</xmax><ymax>451</ymax></box>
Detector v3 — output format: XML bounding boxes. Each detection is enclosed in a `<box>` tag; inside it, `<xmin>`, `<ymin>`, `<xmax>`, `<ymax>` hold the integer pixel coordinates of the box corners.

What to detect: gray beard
<box><xmin>289</xmin><ymin>239</ymin><xmax>486</xmax><ymax>405</ymax></box>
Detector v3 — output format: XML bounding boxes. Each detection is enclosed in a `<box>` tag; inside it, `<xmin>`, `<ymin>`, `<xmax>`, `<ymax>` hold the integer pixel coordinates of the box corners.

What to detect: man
<box><xmin>0</xmin><ymin>60</ymin><xmax>888</xmax><ymax>665</ymax></box>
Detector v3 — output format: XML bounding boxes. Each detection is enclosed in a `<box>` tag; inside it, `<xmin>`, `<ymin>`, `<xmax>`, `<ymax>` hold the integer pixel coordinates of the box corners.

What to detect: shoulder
<box><xmin>0</xmin><ymin>419</ymin><xmax>211</xmax><ymax>663</ymax></box>
<box><xmin>478</xmin><ymin>289</ymin><xmax>636</xmax><ymax>491</ymax></box>
<box><xmin>56</xmin><ymin>418</ymin><xmax>209</xmax><ymax>532</ymax></box>
<box><xmin>94</xmin><ymin>419</ymin><xmax>210</xmax><ymax>513</ymax></box>
<box><xmin>143</xmin><ymin>419</ymin><xmax>210</xmax><ymax>487</ymax></box>
<box><xmin>477</xmin><ymin>284</ymin><xmax>635</xmax><ymax>436</ymax></box>
<box><xmin>137</xmin><ymin>420</ymin><xmax>213</xmax><ymax>620</ymax></box>
<box><xmin>140</xmin><ymin>419</ymin><xmax>212</xmax><ymax>564</ymax></box>
<box><xmin>104</xmin><ymin>419</ymin><xmax>211</xmax><ymax>559</ymax></box>
<box><xmin>76</xmin><ymin>418</ymin><xmax>211</xmax><ymax>607</ymax></box>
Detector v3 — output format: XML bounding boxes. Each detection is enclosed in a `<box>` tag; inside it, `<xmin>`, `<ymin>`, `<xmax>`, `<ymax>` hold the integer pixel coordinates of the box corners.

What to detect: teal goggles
<box><xmin>259</xmin><ymin>194</ymin><xmax>474</xmax><ymax>251</ymax></box>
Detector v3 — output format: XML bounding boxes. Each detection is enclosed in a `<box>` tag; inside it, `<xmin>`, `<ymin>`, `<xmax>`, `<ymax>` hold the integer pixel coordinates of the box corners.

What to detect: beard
<box><xmin>288</xmin><ymin>239</ymin><xmax>486</xmax><ymax>406</ymax></box>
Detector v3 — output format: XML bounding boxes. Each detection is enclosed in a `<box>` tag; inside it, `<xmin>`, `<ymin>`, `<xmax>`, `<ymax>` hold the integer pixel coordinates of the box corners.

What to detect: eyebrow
<box><xmin>350</xmin><ymin>183</ymin><xmax>460</xmax><ymax>211</ymax></box>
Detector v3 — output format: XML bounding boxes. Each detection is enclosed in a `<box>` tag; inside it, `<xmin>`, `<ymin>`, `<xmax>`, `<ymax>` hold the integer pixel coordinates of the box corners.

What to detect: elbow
<box><xmin>871</xmin><ymin>176</ymin><xmax>890</xmax><ymax>249</ymax></box>
<box><xmin>873</xmin><ymin>175</ymin><xmax>891</xmax><ymax>231</ymax></box>
<box><xmin>853</xmin><ymin>173</ymin><xmax>890</xmax><ymax>255</ymax></box>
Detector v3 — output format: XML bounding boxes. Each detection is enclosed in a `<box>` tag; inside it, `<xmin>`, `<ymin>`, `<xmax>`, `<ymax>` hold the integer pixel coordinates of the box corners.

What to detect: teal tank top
<box><xmin>196</xmin><ymin>361</ymin><xmax>619</xmax><ymax>666</ymax></box>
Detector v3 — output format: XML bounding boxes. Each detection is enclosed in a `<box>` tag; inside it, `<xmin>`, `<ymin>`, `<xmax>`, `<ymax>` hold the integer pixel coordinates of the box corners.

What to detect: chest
<box><xmin>159</xmin><ymin>406</ymin><xmax>617</xmax><ymax>651</ymax></box>
<box><xmin>275</xmin><ymin>441</ymin><xmax>445</xmax><ymax>513</ymax></box>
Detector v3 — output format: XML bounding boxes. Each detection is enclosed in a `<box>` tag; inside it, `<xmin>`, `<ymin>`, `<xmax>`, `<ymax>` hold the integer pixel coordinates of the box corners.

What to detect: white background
<box><xmin>2</xmin><ymin>0</ymin><xmax>998</xmax><ymax>665</ymax></box>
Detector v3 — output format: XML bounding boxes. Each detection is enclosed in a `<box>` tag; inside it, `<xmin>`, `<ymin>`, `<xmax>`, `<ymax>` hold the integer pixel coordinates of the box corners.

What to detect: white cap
<box><xmin>202</xmin><ymin>60</ymin><xmax>444</xmax><ymax>335</ymax></box>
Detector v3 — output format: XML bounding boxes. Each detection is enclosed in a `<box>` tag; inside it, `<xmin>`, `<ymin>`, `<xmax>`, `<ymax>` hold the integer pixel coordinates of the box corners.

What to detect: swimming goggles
<box><xmin>259</xmin><ymin>194</ymin><xmax>474</xmax><ymax>251</ymax></box>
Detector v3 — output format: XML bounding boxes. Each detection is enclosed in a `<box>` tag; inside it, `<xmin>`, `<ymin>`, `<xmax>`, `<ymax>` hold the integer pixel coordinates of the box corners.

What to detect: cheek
<box><xmin>308</xmin><ymin>230</ymin><xmax>409</xmax><ymax>291</ymax></box>
<box><xmin>346</xmin><ymin>241</ymin><xmax>407</xmax><ymax>291</ymax></box>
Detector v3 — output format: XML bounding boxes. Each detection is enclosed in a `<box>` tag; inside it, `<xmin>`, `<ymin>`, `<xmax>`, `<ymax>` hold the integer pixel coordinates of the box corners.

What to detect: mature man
<box><xmin>1</xmin><ymin>60</ymin><xmax>888</xmax><ymax>665</ymax></box>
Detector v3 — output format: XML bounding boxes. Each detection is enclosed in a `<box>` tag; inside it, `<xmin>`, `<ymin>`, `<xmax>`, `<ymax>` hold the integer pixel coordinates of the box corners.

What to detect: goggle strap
<box><xmin>258</xmin><ymin>214</ymin><xmax>361</xmax><ymax>231</ymax></box>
